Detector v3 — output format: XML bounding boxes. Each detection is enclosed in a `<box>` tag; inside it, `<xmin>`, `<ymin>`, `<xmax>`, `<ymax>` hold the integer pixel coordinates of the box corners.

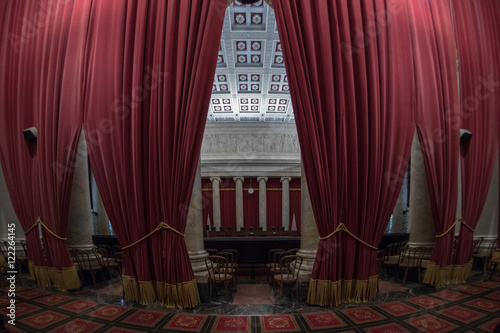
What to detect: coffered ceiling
<box><xmin>207</xmin><ymin>0</ymin><xmax>294</xmax><ymax>124</ymax></box>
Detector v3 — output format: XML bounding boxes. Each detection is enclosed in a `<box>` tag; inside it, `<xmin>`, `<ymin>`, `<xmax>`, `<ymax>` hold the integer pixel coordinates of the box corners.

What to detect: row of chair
<box><xmin>205</xmin><ymin>249</ymin><xmax>238</xmax><ymax>301</ymax></box>
<box><xmin>267</xmin><ymin>248</ymin><xmax>302</xmax><ymax>300</ymax></box>
<box><xmin>377</xmin><ymin>241</ymin><xmax>427</xmax><ymax>285</ymax></box>
<box><xmin>69</xmin><ymin>245</ymin><xmax>122</xmax><ymax>286</ymax></box>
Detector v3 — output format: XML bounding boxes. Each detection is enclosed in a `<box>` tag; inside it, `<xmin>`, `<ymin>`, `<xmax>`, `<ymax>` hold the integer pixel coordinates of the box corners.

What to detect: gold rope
<box><xmin>319</xmin><ymin>223</ymin><xmax>377</xmax><ymax>250</ymax></box>
<box><xmin>122</xmin><ymin>222</ymin><xmax>184</xmax><ymax>250</ymax></box>
<box><xmin>25</xmin><ymin>218</ymin><xmax>67</xmax><ymax>240</ymax></box>
<box><xmin>436</xmin><ymin>217</ymin><xmax>474</xmax><ymax>238</ymax></box>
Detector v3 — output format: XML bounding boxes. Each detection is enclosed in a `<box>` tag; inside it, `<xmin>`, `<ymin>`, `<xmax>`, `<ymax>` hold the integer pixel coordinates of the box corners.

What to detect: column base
<box><xmin>297</xmin><ymin>249</ymin><xmax>317</xmax><ymax>282</ymax></box>
<box><xmin>189</xmin><ymin>250</ymin><xmax>209</xmax><ymax>283</ymax></box>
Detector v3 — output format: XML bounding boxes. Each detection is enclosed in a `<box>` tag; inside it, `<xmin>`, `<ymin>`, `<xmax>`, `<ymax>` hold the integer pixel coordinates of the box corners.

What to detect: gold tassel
<box><xmin>307</xmin><ymin>277</ymin><xmax>379</xmax><ymax>306</ymax></box>
<box><xmin>61</xmin><ymin>266</ymin><xmax>81</xmax><ymax>290</ymax></box>
<box><xmin>423</xmin><ymin>262</ymin><xmax>452</xmax><ymax>288</ymax></box>
<box><xmin>451</xmin><ymin>260</ymin><xmax>473</xmax><ymax>284</ymax></box>
<box><xmin>123</xmin><ymin>276</ymin><xmax>140</xmax><ymax>302</ymax></box>
<box><xmin>139</xmin><ymin>281</ymin><xmax>158</xmax><ymax>305</ymax></box>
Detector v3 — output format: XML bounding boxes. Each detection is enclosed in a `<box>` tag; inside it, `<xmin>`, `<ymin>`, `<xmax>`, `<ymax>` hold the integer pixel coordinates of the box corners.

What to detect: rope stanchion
<box><xmin>319</xmin><ymin>223</ymin><xmax>377</xmax><ymax>250</ymax></box>
<box><xmin>436</xmin><ymin>217</ymin><xmax>474</xmax><ymax>238</ymax></box>
<box><xmin>25</xmin><ymin>218</ymin><xmax>67</xmax><ymax>240</ymax></box>
<box><xmin>122</xmin><ymin>222</ymin><xmax>184</xmax><ymax>250</ymax></box>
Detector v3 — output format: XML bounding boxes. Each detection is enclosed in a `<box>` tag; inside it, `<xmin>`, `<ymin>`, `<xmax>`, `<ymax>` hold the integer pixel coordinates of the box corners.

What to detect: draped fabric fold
<box><xmin>0</xmin><ymin>0</ymin><xmax>91</xmax><ymax>290</ymax></box>
<box><xmin>274</xmin><ymin>0</ymin><xmax>415</xmax><ymax>305</ymax></box>
<box><xmin>83</xmin><ymin>0</ymin><xmax>226</xmax><ymax>308</ymax></box>
<box><xmin>0</xmin><ymin>1</ymin><xmax>44</xmax><ymax>282</ymax></box>
<box><xmin>407</xmin><ymin>0</ymin><xmax>460</xmax><ymax>289</ymax></box>
<box><xmin>450</xmin><ymin>0</ymin><xmax>500</xmax><ymax>282</ymax></box>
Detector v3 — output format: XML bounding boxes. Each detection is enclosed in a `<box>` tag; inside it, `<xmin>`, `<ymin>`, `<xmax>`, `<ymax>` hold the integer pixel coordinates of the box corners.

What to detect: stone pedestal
<box><xmin>297</xmin><ymin>167</ymin><xmax>318</xmax><ymax>282</ymax></box>
<box><xmin>280</xmin><ymin>177</ymin><xmax>291</xmax><ymax>231</ymax></box>
<box><xmin>408</xmin><ymin>132</ymin><xmax>435</xmax><ymax>258</ymax></box>
<box><xmin>210</xmin><ymin>177</ymin><xmax>222</xmax><ymax>231</ymax></box>
<box><xmin>66</xmin><ymin>131</ymin><xmax>94</xmax><ymax>251</ymax></box>
<box><xmin>234</xmin><ymin>177</ymin><xmax>245</xmax><ymax>230</ymax></box>
<box><xmin>257</xmin><ymin>176</ymin><xmax>268</xmax><ymax>231</ymax></box>
<box><xmin>186</xmin><ymin>160</ymin><xmax>209</xmax><ymax>283</ymax></box>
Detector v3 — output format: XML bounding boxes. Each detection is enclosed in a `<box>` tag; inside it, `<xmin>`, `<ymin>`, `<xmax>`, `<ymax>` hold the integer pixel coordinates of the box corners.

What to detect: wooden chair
<box><xmin>205</xmin><ymin>255</ymin><xmax>233</xmax><ymax>301</ymax></box>
<box><xmin>273</xmin><ymin>254</ymin><xmax>303</xmax><ymax>301</ymax></box>
<box><xmin>111</xmin><ymin>245</ymin><xmax>122</xmax><ymax>257</ymax></box>
<box><xmin>217</xmin><ymin>250</ymin><xmax>237</xmax><ymax>287</ymax></box>
<box><xmin>484</xmin><ymin>240</ymin><xmax>499</xmax><ymax>281</ymax></box>
<box><xmin>382</xmin><ymin>242</ymin><xmax>403</xmax><ymax>277</ymax></box>
<box><xmin>221</xmin><ymin>249</ymin><xmax>238</xmax><ymax>269</ymax></box>
<box><xmin>93</xmin><ymin>246</ymin><xmax>120</xmax><ymax>279</ymax></box>
<box><xmin>269</xmin><ymin>250</ymin><xmax>289</xmax><ymax>287</ymax></box>
<box><xmin>288</xmin><ymin>248</ymin><xmax>300</xmax><ymax>255</ymax></box>
<box><xmin>266</xmin><ymin>249</ymin><xmax>283</xmax><ymax>282</ymax></box>
<box><xmin>70</xmin><ymin>248</ymin><xmax>102</xmax><ymax>285</ymax></box>
<box><xmin>206</xmin><ymin>248</ymin><xmax>218</xmax><ymax>256</ymax></box>
<box><xmin>397</xmin><ymin>246</ymin><xmax>426</xmax><ymax>285</ymax></box>
<box><xmin>474</xmin><ymin>239</ymin><xmax>495</xmax><ymax>275</ymax></box>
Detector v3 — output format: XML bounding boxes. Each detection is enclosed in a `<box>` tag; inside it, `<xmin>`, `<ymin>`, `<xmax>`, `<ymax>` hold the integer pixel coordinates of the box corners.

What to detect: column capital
<box><xmin>233</xmin><ymin>176</ymin><xmax>245</xmax><ymax>182</ymax></box>
<box><xmin>210</xmin><ymin>176</ymin><xmax>222</xmax><ymax>184</ymax></box>
<box><xmin>280</xmin><ymin>176</ymin><xmax>292</xmax><ymax>183</ymax></box>
<box><xmin>257</xmin><ymin>176</ymin><xmax>268</xmax><ymax>183</ymax></box>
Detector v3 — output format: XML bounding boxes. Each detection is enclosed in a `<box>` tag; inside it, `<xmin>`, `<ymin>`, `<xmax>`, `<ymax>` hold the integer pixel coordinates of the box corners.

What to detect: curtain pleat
<box><xmin>83</xmin><ymin>0</ymin><xmax>226</xmax><ymax>308</ymax></box>
<box><xmin>407</xmin><ymin>0</ymin><xmax>460</xmax><ymax>289</ymax></box>
<box><xmin>274</xmin><ymin>0</ymin><xmax>415</xmax><ymax>305</ymax></box>
<box><xmin>450</xmin><ymin>0</ymin><xmax>500</xmax><ymax>282</ymax></box>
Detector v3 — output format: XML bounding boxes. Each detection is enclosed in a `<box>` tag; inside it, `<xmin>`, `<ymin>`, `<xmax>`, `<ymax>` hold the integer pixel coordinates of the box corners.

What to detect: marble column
<box><xmin>66</xmin><ymin>130</ymin><xmax>94</xmax><ymax>251</ymax></box>
<box><xmin>391</xmin><ymin>180</ymin><xmax>406</xmax><ymax>233</ymax></box>
<box><xmin>96</xmin><ymin>190</ymin><xmax>110</xmax><ymax>235</ymax></box>
<box><xmin>234</xmin><ymin>177</ymin><xmax>245</xmax><ymax>230</ymax></box>
<box><xmin>297</xmin><ymin>166</ymin><xmax>318</xmax><ymax>282</ymax></box>
<box><xmin>280</xmin><ymin>177</ymin><xmax>292</xmax><ymax>231</ymax></box>
<box><xmin>408</xmin><ymin>131</ymin><xmax>435</xmax><ymax>260</ymax></box>
<box><xmin>257</xmin><ymin>176</ymin><xmax>268</xmax><ymax>231</ymax></box>
<box><xmin>185</xmin><ymin>160</ymin><xmax>209</xmax><ymax>283</ymax></box>
<box><xmin>210</xmin><ymin>177</ymin><xmax>221</xmax><ymax>231</ymax></box>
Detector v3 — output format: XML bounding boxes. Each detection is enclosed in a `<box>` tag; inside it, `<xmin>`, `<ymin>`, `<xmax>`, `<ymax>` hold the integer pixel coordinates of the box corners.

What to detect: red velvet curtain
<box><xmin>83</xmin><ymin>0</ymin><xmax>225</xmax><ymax>308</ymax></box>
<box><xmin>266</xmin><ymin>178</ymin><xmax>282</xmax><ymax>230</ymax></box>
<box><xmin>243</xmin><ymin>178</ymin><xmax>259</xmax><ymax>229</ymax></box>
<box><xmin>202</xmin><ymin>179</ymin><xmax>214</xmax><ymax>228</ymax></box>
<box><xmin>275</xmin><ymin>0</ymin><xmax>415</xmax><ymax>305</ymax></box>
<box><xmin>0</xmin><ymin>1</ymin><xmax>44</xmax><ymax>281</ymax></box>
<box><xmin>289</xmin><ymin>178</ymin><xmax>301</xmax><ymax>231</ymax></box>
<box><xmin>407</xmin><ymin>0</ymin><xmax>460</xmax><ymax>288</ymax></box>
<box><xmin>451</xmin><ymin>0</ymin><xmax>500</xmax><ymax>281</ymax></box>
<box><xmin>220</xmin><ymin>178</ymin><xmax>236</xmax><ymax>229</ymax></box>
<box><xmin>0</xmin><ymin>0</ymin><xmax>91</xmax><ymax>290</ymax></box>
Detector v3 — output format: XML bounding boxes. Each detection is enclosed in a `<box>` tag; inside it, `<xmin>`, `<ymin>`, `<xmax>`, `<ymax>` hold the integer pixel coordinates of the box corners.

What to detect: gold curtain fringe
<box><xmin>451</xmin><ymin>260</ymin><xmax>473</xmax><ymax>284</ymax></box>
<box><xmin>307</xmin><ymin>276</ymin><xmax>378</xmax><ymax>306</ymax></box>
<box><xmin>422</xmin><ymin>262</ymin><xmax>452</xmax><ymax>288</ymax></box>
<box><xmin>122</xmin><ymin>277</ymin><xmax>200</xmax><ymax>309</ymax></box>
<box><xmin>31</xmin><ymin>265</ymin><xmax>81</xmax><ymax>290</ymax></box>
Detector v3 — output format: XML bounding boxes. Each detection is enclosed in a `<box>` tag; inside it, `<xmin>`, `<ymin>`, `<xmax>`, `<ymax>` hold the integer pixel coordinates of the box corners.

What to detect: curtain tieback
<box><xmin>122</xmin><ymin>222</ymin><xmax>184</xmax><ymax>250</ymax></box>
<box><xmin>436</xmin><ymin>217</ymin><xmax>474</xmax><ymax>238</ymax></box>
<box><xmin>24</xmin><ymin>218</ymin><xmax>67</xmax><ymax>241</ymax></box>
<box><xmin>319</xmin><ymin>223</ymin><xmax>377</xmax><ymax>250</ymax></box>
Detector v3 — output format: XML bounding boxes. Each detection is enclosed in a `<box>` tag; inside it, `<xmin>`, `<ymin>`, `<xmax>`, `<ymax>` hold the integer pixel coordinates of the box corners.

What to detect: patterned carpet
<box><xmin>1</xmin><ymin>280</ymin><xmax>500</xmax><ymax>332</ymax></box>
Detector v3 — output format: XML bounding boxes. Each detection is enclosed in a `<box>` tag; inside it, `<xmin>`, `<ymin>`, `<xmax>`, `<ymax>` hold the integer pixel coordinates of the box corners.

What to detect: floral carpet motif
<box><xmin>2</xmin><ymin>277</ymin><xmax>500</xmax><ymax>332</ymax></box>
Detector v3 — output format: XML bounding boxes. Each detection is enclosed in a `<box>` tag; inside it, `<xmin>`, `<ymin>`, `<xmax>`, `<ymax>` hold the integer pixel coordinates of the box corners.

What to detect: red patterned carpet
<box><xmin>2</xmin><ymin>280</ymin><xmax>500</xmax><ymax>332</ymax></box>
